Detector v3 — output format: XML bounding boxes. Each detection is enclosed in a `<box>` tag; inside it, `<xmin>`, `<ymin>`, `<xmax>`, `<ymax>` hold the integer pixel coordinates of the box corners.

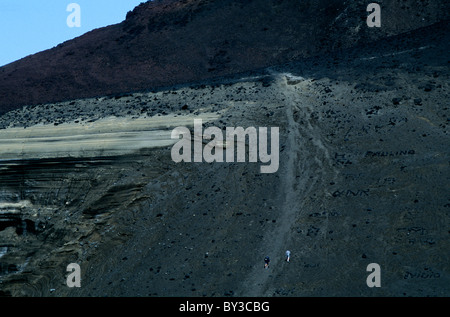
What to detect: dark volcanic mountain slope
<box><xmin>0</xmin><ymin>18</ymin><xmax>448</xmax><ymax>297</ymax></box>
<box><xmin>0</xmin><ymin>0</ymin><xmax>449</xmax><ymax>114</ymax></box>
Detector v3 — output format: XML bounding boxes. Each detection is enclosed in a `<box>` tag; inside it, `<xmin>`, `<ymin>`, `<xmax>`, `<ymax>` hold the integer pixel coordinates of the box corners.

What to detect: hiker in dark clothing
<box><xmin>264</xmin><ymin>256</ymin><xmax>270</xmax><ymax>269</ymax></box>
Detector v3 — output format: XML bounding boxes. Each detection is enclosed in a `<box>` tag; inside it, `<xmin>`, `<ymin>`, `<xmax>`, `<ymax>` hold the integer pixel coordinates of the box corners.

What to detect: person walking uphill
<box><xmin>285</xmin><ymin>250</ymin><xmax>291</xmax><ymax>262</ymax></box>
<box><xmin>264</xmin><ymin>256</ymin><xmax>270</xmax><ymax>269</ymax></box>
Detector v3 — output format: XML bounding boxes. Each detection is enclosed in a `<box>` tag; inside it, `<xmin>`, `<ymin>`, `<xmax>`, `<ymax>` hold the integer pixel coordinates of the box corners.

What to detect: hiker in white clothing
<box><xmin>285</xmin><ymin>250</ymin><xmax>291</xmax><ymax>262</ymax></box>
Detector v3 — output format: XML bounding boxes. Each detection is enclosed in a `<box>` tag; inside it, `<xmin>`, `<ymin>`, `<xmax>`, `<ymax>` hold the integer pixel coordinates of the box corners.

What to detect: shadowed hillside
<box><xmin>0</xmin><ymin>0</ymin><xmax>448</xmax><ymax>114</ymax></box>
<box><xmin>0</xmin><ymin>0</ymin><xmax>449</xmax><ymax>298</ymax></box>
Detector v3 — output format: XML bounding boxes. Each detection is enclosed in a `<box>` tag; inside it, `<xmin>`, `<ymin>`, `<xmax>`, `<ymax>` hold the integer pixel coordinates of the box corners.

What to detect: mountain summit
<box><xmin>0</xmin><ymin>0</ymin><xmax>448</xmax><ymax>113</ymax></box>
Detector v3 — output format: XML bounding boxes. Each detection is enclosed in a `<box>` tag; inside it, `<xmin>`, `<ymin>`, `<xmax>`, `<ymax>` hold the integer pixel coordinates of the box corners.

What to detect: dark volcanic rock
<box><xmin>0</xmin><ymin>0</ymin><xmax>449</xmax><ymax>114</ymax></box>
<box><xmin>0</xmin><ymin>0</ymin><xmax>449</xmax><ymax>299</ymax></box>
<box><xmin>0</xmin><ymin>19</ymin><xmax>448</xmax><ymax>296</ymax></box>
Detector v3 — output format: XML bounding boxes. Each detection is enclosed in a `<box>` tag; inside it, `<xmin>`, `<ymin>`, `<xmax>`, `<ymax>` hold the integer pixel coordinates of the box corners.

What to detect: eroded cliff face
<box><xmin>0</xmin><ymin>0</ymin><xmax>449</xmax><ymax>114</ymax></box>
<box><xmin>0</xmin><ymin>76</ymin><xmax>286</xmax><ymax>296</ymax></box>
<box><xmin>0</xmin><ymin>19</ymin><xmax>448</xmax><ymax>296</ymax></box>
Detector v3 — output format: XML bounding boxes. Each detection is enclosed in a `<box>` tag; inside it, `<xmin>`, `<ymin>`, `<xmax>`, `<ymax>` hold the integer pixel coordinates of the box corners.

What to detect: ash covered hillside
<box><xmin>0</xmin><ymin>0</ymin><xmax>449</xmax><ymax>113</ymax></box>
<box><xmin>0</xmin><ymin>0</ymin><xmax>449</xmax><ymax>297</ymax></box>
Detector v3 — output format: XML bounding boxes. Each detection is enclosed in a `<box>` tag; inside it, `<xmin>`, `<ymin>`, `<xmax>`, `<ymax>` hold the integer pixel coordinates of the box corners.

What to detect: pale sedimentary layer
<box><xmin>0</xmin><ymin>113</ymin><xmax>220</xmax><ymax>160</ymax></box>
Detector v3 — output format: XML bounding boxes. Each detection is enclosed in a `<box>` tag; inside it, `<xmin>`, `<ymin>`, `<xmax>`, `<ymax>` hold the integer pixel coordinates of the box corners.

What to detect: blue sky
<box><xmin>0</xmin><ymin>1</ymin><xmax>147</xmax><ymax>67</ymax></box>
